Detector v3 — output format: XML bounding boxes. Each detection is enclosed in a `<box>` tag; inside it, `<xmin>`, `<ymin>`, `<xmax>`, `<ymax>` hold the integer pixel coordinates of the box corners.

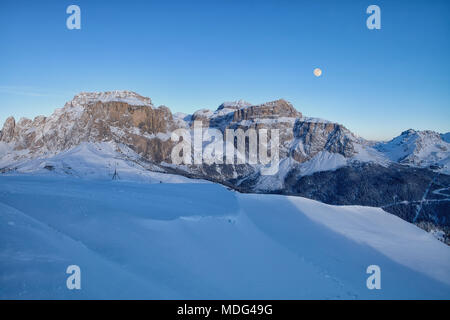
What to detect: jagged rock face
<box><xmin>69</xmin><ymin>90</ymin><xmax>153</xmax><ymax>107</ymax></box>
<box><xmin>77</xmin><ymin>102</ymin><xmax>176</xmax><ymax>162</ymax></box>
<box><xmin>191</xmin><ymin>109</ymin><xmax>213</xmax><ymax>127</ymax></box>
<box><xmin>0</xmin><ymin>92</ymin><xmax>177</xmax><ymax>162</ymax></box>
<box><xmin>291</xmin><ymin>120</ymin><xmax>356</xmax><ymax>162</ymax></box>
<box><xmin>0</xmin><ymin>117</ymin><xmax>16</xmax><ymax>143</ymax></box>
<box><xmin>82</xmin><ymin>102</ymin><xmax>174</xmax><ymax>135</ymax></box>
<box><xmin>232</xmin><ymin>99</ymin><xmax>301</xmax><ymax>122</ymax></box>
<box><xmin>182</xmin><ymin>99</ymin><xmax>352</xmax><ymax>164</ymax></box>
<box><xmin>217</xmin><ymin>100</ymin><xmax>252</xmax><ymax>111</ymax></box>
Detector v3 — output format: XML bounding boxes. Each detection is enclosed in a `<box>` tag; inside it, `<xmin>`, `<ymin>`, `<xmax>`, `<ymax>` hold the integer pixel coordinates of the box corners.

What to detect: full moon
<box><xmin>313</xmin><ymin>68</ymin><xmax>322</xmax><ymax>77</ymax></box>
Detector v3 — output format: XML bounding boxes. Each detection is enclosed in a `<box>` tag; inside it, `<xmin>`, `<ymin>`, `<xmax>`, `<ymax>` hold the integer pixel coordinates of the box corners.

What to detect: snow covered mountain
<box><xmin>1</xmin><ymin>91</ymin><xmax>447</xmax><ymax>176</ymax></box>
<box><xmin>374</xmin><ymin>129</ymin><xmax>450</xmax><ymax>171</ymax></box>
<box><xmin>1</xmin><ymin>175</ymin><xmax>449</xmax><ymax>299</ymax></box>
<box><xmin>0</xmin><ymin>91</ymin><xmax>449</xmax><ymax>242</ymax></box>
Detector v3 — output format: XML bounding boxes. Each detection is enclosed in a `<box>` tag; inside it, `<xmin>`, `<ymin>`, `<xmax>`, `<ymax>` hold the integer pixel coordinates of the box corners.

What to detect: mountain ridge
<box><xmin>1</xmin><ymin>90</ymin><xmax>449</xmax><ymax>243</ymax></box>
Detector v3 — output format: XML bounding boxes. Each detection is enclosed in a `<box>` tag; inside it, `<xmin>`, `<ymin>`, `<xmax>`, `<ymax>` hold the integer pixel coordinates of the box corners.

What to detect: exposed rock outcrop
<box><xmin>0</xmin><ymin>116</ymin><xmax>16</xmax><ymax>143</ymax></box>
<box><xmin>232</xmin><ymin>99</ymin><xmax>301</xmax><ymax>121</ymax></box>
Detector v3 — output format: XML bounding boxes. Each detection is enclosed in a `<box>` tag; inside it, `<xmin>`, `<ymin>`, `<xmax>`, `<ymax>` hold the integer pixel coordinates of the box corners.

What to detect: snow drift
<box><xmin>0</xmin><ymin>175</ymin><xmax>449</xmax><ymax>299</ymax></box>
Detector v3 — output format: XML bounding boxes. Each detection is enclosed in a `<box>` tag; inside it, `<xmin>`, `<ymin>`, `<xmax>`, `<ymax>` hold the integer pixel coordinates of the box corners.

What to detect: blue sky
<box><xmin>0</xmin><ymin>0</ymin><xmax>449</xmax><ymax>140</ymax></box>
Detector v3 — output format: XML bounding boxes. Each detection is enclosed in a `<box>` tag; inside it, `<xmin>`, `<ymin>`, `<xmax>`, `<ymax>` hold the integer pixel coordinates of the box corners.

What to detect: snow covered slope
<box><xmin>442</xmin><ymin>133</ymin><xmax>450</xmax><ymax>143</ymax></box>
<box><xmin>1</xmin><ymin>175</ymin><xmax>449</xmax><ymax>299</ymax></box>
<box><xmin>0</xmin><ymin>141</ymin><xmax>204</xmax><ymax>184</ymax></box>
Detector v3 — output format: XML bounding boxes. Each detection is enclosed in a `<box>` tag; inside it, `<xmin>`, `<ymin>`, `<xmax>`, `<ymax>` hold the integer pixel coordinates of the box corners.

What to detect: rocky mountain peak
<box><xmin>375</xmin><ymin>128</ymin><xmax>448</xmax><ymax>169</ymax></box>
<box><xmin>394</xmin><ymin>129</ymin><xmax>443</xmax><ymax>145</ymax></box>
<box><xmin>233</xmin><ymin>99</ymin><xmax>301</xmax><ymax>122</ymax></box>
<box><xmin>0</xmin><ymin>116</ymin><xmax>16</xmax><ymax>143</ymax></box>
<box><xmin>66</xmin><ymin>90</ymin><xmax>154</xmax><ymax>109</ymax></box>
<box><xmin>217</xmin><ymin>100</ymin><xmax>252</xmax><ymax>111</ymax></box>
<box><xmin>401</xmin><ymin>128</ymin><xmax>417</xmax><ymax>136</ymax></box>
<box><xmin>399</xmin><ymin>129</ymin><xmax>443</xmax><ymax>140</ymax></box>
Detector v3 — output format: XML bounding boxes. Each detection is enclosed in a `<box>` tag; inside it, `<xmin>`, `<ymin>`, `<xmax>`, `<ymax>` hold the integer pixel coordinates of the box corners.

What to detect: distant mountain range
<box><xmin>1</xmin><ymin>91</ymin><xmax>449</xmax><ymax>243</ymax></box>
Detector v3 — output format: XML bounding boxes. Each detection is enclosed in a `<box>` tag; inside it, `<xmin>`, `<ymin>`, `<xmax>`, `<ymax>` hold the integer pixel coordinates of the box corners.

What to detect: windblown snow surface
<box><xmin>1</xmin><ymin>175</ymin><xmax>449</xmax><ymax>299</ymax></box>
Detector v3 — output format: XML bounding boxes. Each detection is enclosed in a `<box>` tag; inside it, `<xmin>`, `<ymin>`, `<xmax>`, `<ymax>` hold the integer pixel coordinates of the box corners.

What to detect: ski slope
<box><xmin>0</xmin><ymin>175</ymin><xmax>449</xmax><ymax>299</ymax></box>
